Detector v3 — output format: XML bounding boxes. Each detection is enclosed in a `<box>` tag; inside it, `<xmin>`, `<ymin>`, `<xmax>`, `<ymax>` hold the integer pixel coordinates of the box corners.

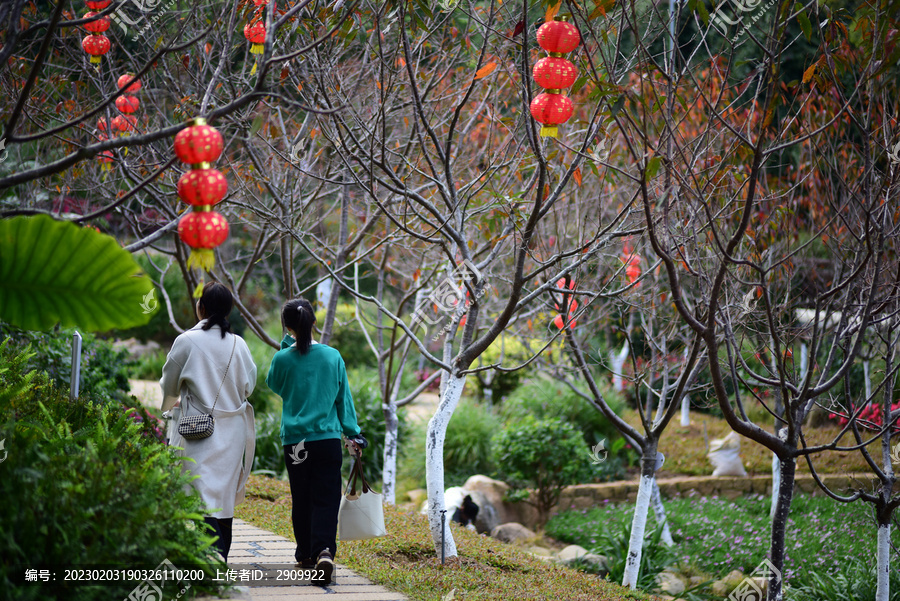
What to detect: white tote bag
<box><xmin>338</xmin><ymin>455</ymin><xmax>386</xmax><ymax>541</ymax></box>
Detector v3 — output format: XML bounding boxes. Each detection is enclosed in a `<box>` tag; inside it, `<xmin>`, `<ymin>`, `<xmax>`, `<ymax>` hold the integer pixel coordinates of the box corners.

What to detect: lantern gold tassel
<box><xmin>186</xmin><ymin>248</ymin><xmax>216</xmax><ymax>272</ymax></box>
<box><xmin>540</xmin><ymin>126</ymin><xmax>558</xmax><ymax>138</ymax></box>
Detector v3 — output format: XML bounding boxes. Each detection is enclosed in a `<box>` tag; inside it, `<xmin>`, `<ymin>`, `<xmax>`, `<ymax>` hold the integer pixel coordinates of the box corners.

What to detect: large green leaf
<box><xmin>0</xmin><ymin>215</ymin><xmax>158</xmax><ymax>332</ymax></box>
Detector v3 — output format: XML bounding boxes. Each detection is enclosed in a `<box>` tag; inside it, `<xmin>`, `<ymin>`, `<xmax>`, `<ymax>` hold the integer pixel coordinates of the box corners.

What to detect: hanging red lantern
<box><xmin>175</xmin><ymin>119</ymin><xmax>230</xmax><ymax>272</ymax></box>
<box><xmin>244</xmin><ymin>21</ymin><xmax>266</xmax><ymax>54</ymax></box>
<box><xmin>115</xmin><ymin>95</ymin><xmax>140</xmax><ymax>113</ymax></box>
<box><xmin>174</xmin><ymin>118</ymin><xmax>224</xmax><ymax>165</ymax></box>
<box><xmin>178</xmin><ymin>210</ymin><xmax>230</xmax><ymax>270</ymax></box>
<box><xmin>530</xmin><ymin>93</ymin><xmax>574</xmax><ymax>138</ymax></box>
<box><xmin>536</xmin><ymin>20</ymin><xmax>581</xmax><ymax>54</ymax></box>
<box><xmin>82</xmin><ymin>34</ymin><xmax>111</xmax><ymax>64</ymax></box>
<box><xmin>85</xmin><ymin>0</ymin><xmax>111</xmax><ymax>8</ymax></box>
<box><xmin>97</xmin><ymin>117</ymin><xmax>109</xmax><ymax>132</ymax></box>
<box><xmin>533</xmin><ymin>56</ymin><xmax>578</xmax><ymax>90</ymax></box>
<box><xmin>177</xmin><ymin>169</ymin><xmax>228</xmax><ymax>207</ymax></box>
<box><xmin>117</xmin><ymin>73</ymin><xmax>142</xmax><ymax>93</ymax></box>
<box><xmin>82</xmin><ymin>12</ymin><xmax>110</xmax><ymax>33</ymax></box>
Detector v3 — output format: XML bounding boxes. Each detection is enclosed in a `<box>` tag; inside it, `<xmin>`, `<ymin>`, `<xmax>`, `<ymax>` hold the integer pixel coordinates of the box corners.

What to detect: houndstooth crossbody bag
<box><xmin>178</xmin><ymin>336</ymin><xmax>236</xmax><ymax>441</ymax></box>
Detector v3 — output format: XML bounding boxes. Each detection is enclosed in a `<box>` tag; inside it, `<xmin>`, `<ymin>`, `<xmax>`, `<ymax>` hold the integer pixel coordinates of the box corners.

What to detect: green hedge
<box><xmin>0</xmin><ymin>342</ymin><xmax>225</xmax><ymax>601</ymax></box>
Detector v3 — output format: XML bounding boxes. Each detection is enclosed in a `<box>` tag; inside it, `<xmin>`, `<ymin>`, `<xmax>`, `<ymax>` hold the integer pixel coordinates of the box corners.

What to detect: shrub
<box><xmin>492</xmin><ymin>415</ymin><xmax>593</xmax><ymax>529</ymax></box>
<box><xmin>0</xmin><ymin>324</ymin><xmax>131</xmax><ymax>402</ymax></box>
<box><xmin>502</xmin><ymin>377</ymin><xmax>635</xmax><ymax>481</ymax></box>
<box><xmin>253</xmin><ymin>408</ymin><xmax>287</xmax><ymax>478</ymax></box>
<box><xmin>0</xmin><ymin>344</ymin><xmax>225</xmax><ymax>601</ymax></box>
<box><xmin>127</xmin><ymin>348</ymin><xmax>168</xmax><ymax>380</ymax></box>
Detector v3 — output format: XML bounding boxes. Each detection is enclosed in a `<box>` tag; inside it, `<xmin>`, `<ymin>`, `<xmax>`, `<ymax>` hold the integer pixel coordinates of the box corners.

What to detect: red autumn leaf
<box><xmin>512</xmin><ymin>20</ymin><xmax>525</xmax><ymax>37</ymax></box>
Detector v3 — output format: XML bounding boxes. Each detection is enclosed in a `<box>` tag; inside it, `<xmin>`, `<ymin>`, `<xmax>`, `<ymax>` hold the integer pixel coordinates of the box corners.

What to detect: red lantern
<box><xmin>174</xmin><ymin>119</ymin><xmax>224</xmax><ymax>165</ymax></box>
<box><xmin>530</xmin><ymin>93</ymin><xmax>574</xmax><ymax>138</ymax></box>
<box><xmin>179</xmin><ymin>210</ymin><xmax>229</xmax><ymax>249</ymax></box>
<box><xmin>82</xmin><ymin>34</ymin><xmax>111</xmax><ymax>64</ymax></box>
<box><xmin>112</xmin><ymin>115</ymin><xmax>137</xmax><ymax>132</ymax></box>
<box><xmin>116</xmin><ymin>95</ymin><xmax>140</xmax><ymax>113</ymax></box>
<box><xmin>244</xmin><ymin>21</ymin><xmax>266</xmax><ymax>54</ymax></box>
<box><xmin>178</xmin><ymin>169</ymin><xmax>228</xmax><ymax>207</ymax></box>
<box><xmin>536</xmin><ymin>20</ymin><xmax>581</xmax><ymax>54</ymax></box>
<box><xmin>83</xmin><ymin>12</ymin><xmax>110</xmax><ymax>33</ymax></box>
<box><xmin>97</xmin><ymin>118</ymin><xmax>109</xmax><ymax>132</ymax></box>
<box><xmin>117</xmin><ymin>73</ymin><xmax>142</xmax><ymax>93</ymax></box>
<box><xmin>533</xmin><ymin>57</ymin><xmax>578</xmax><ymax>90</ymax></box>
<box><xmin>85</xmin><ymin>0</ymin><xmax>111</xmax><ymax>8</ymax></box>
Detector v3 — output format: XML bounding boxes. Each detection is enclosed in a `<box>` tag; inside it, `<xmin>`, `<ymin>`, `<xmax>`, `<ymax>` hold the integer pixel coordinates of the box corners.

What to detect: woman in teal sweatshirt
<box><xmin>266</xmin><ymin>298</ymin><xmax>367</xmax><ymax>586</ymax></box>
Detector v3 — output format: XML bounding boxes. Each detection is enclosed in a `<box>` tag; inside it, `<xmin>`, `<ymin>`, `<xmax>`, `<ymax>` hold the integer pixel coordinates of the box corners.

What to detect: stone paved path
<box><xmin>221</xmin><ymin>519</ymin><xmax>408</xmax><ymax>601</ymax></box>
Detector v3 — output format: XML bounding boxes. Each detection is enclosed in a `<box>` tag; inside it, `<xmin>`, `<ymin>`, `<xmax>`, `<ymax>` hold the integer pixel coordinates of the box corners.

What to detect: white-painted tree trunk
<box><xmin>680</xmin><ymin>395</ymin><xmax>690</xmax><ymax>426</ymax></box>
<box><xmin>876</xmin><ymin>522</ymin><xmax>891</xmax><ymax>601</ymax></box>
<box><xmin>622</xmin><ymin>474</ymin><xmax>654</xmax><ymax>588</ymax></box>
<box><xmin>316</xmin><ymin>278</ymin><xmax>332</xmax><ymax>310</ymax></box>
<box><xmin>425</xmin><ymin>374</ymin><xmax>467</xmax><ymax>558</ymax></box>
<box><xmin>799</xmin><ymin>342</ymin><xmax>809</xmax><ymax>381</ymax></box>
<box><xmin>650</xmin><ymin>479</ymin><xmax>674</xmax><ymax>547</ymax></box>
<box><xmin>610</xmin><ymin>340</ymin><xmax>630</xmax><ymax>392</ymax></box>
<box><xmin>382</xmin><ymin>400</ymin><xmax>399</xmax><ymax>505</ymax></box>
<box><xmin>864</xmin><ymin>360</ymin><xmax>872</xmax><ymax>401</ymax></box>
<box><xmin>770</xmin><ymin>453</ymin><xmax>780</xmax><ymax>519</ymax></box>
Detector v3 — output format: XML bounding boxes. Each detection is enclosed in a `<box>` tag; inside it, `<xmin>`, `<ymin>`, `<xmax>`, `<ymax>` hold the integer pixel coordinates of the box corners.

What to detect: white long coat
<box><xmin>160</xmin><ymin>321</ymin><xmax>257</xmax><ymax>518</ymax></box>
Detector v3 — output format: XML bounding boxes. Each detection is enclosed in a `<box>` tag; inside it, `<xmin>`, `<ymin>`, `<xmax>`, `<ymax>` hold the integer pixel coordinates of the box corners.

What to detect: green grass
<box><xmin>546</xmin><ymin>492</ymin><xmax>900</xmax><ymax>591</ymax></box>
<box><xmin>236</xmin><ymin>475</ymin><xmax>649</xmax><ymax>601</ymax></box>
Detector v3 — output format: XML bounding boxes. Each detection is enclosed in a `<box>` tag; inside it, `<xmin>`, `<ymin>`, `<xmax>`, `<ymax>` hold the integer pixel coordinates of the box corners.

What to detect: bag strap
<box><xmin>210</xmin><ymin>335</ymin><xmax>237</xmax><ymax>414</ymax></box>
<box><xmin>354</xmin><ymin>453</ymin><xmax>371</xmax><ymax>494</ymax></box>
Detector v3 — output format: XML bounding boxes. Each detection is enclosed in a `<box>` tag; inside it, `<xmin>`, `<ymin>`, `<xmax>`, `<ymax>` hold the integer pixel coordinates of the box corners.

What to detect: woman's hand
<box><xmin>345</xmin><ymin>440</ymin><xmax>362</xmax><ymax>457</ymax></box>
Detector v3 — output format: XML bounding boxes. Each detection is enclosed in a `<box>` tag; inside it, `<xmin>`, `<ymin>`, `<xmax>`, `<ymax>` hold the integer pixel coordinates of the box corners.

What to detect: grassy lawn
<box><xmin>235</xmin><ymin>475</ymin><xmax>650</xmax><ymax>601</ymax></box>
<box><xmin>546</xmin><ymin>491</ymin><xmax>900</xmax><ymax>590</ymax></box>
<box><xmin>620</xmin><ymin>409</ymin><xmax>879</xmax><ymax>478</ymax></box>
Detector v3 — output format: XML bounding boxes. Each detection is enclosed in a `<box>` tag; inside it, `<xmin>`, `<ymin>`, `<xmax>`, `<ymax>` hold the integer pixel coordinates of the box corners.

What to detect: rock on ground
<box><xmin>490</xmin><ymin>522</ymin><xmax>537</xmax><ymax>545</ymax></box>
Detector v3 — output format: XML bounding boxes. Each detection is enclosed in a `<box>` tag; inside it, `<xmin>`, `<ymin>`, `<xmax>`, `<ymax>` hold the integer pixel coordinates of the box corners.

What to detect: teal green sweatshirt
<box><xmin>266</xmin><ymin>335</ymin><xmax>361</xmax><ymax>446</ymax></box>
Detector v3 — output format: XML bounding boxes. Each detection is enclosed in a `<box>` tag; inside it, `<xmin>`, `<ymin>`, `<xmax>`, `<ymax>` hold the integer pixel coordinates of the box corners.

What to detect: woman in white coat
<box><xmin>160</xmin><ymin>282</ymin><xmax>257</xmax><ymax>563</ymax></box>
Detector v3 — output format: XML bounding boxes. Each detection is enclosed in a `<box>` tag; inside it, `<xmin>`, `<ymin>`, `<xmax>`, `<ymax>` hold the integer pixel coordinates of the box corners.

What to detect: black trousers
<box><xmin>283</xmin><ymin>438</ymin><xmax>343</xmax><ymax>563</ymax></box>
<box><xmin>203</xmin><ymin>517</ymin><xmax>233</xmax><ymax>563</ymax></box>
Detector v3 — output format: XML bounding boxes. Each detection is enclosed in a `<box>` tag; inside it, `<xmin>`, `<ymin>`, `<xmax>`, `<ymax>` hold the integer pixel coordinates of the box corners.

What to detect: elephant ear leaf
<box><xmin>0</xmin><ymin>215</ymin><xmax>158</xmax><ymax>332</ymax></box>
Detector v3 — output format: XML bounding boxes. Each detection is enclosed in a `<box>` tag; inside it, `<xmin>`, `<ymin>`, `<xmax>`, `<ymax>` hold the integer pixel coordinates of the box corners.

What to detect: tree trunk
<box><xmin>770</xmin><ymin>453</ymin><xmax>780</xmax><ymax>519</ymax></box>
<box><xmin>876</xmin><ymin>518</ymin><xmax>891</xmax><ymax>601</ymax></box>
<box><xmin>382</xmin><ymin>399</ymin><xmax>399</xmax><ymax>505</ymax></box>
<box><xmin>610</xmin><ymin>340</ymin><xmax>629</xmax><ymax>392</ymax></box>
<box><xmin>767</xmin><ymin>456</ymin><xmax>795</xmax><ymax>601</ymax></box>
<box><xmin>425</xmin><ymin>373</ymin><xmax>466</xmax><ymax>558</ymax></box>
<box><xmin>651</xmin><ymin>479</ymin><xmax>674</xmax><ymax>547</ymax></box>
<box><xmin>622</xmin><ymin>443</ymin><xmax>657</xmax><ymax>588</ymax></box>
<box><xmin>680</xmin><ymin>395</ymin><xmax>690</xmax><ymax>426</ymax></box>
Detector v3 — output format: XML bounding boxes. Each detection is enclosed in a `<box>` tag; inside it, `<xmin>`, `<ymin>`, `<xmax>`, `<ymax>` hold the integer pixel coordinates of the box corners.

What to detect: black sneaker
<box><xmin>313</xmin><ymin>548</ymin><xmax>334</xmax><ymax>586</ymax></box>
<box><xmin>294</xmin><ymin>557</ymin><xmax>316</xmax><ymax>569</ymax></box>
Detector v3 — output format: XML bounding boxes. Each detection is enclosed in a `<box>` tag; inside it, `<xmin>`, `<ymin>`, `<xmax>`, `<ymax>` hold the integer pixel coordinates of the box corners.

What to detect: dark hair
<box><xmin>199</xmin><ymin>282</ymin><xmax>233</xmax><ymax>339</ymax></box>
<box><xmin>282</xmin><ymin>298</ymin><xmax>315</xmax><ymax>354</ymax></box>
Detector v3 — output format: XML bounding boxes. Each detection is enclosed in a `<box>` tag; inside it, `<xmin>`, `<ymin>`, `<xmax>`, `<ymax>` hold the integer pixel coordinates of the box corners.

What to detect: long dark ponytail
<box><xmin>281</xmin><ymin>298</ymin><xmax>315</xmax><ymax>354</ymax></box>
<box><xmin>198</xmin><ymin>282</ymin><xmax>233</xmax><ymax>339</ymax></box>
